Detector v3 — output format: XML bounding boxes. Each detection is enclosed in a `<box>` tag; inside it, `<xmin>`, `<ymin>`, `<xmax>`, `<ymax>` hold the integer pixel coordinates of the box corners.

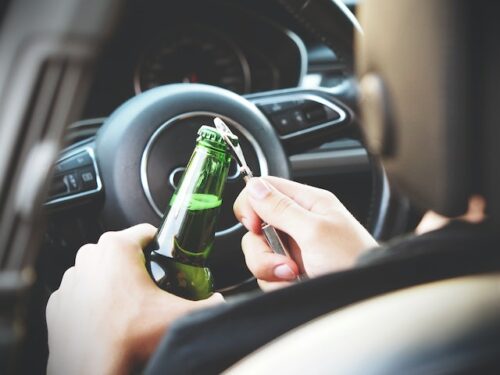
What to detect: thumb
<box><xmin>245</xmin><ymin>178</ymin><xmax>312</xmax><ymax>237</ymax></box>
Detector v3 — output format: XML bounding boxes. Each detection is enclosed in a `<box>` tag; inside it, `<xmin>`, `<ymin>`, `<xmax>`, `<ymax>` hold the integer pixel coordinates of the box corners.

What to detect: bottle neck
<box><xmin>196</xmin><ymin>139</ymin><xmax>228</xmax><ymax>154</ymax></box>
<box><xmin>151</xmin><ymin>141</ymin><xmax>230</xmax><ymax>263</ymax></box>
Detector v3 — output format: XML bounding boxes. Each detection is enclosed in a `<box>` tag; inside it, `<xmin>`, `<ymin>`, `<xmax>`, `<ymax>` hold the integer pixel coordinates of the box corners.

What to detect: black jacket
<box><xmin>145</xmin><ymin>221</ymin><xmax>500</xmax><ymax>375</ymax></box>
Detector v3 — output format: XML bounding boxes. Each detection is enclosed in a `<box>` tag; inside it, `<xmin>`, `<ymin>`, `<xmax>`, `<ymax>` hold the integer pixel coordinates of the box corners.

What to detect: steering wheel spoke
<box><xmin>45</xmin><ymin>141</ymin><xmax>103</xmax><ymax>210</ymax></box>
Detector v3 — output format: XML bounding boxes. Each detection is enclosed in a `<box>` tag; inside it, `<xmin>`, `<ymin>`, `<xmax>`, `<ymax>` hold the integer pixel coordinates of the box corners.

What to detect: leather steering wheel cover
<box><xmin>95</xmin><ymin>83</ymin><xmax>290</xmax><ymax>230</ymax></box>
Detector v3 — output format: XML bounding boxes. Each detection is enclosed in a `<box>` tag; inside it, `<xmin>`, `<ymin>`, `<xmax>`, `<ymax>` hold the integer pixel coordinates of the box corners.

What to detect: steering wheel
<box><xmin>45</xmin><ymin>0</ymin><xmax>388</xmax><ymax>291</ymax></box>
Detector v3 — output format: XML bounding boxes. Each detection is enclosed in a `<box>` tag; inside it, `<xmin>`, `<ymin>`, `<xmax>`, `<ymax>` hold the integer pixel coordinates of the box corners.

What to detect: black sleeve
<box><xmin>145</xmin><ymin>222</ymin><xmax>499</xmax><ymax>375</ymax></box>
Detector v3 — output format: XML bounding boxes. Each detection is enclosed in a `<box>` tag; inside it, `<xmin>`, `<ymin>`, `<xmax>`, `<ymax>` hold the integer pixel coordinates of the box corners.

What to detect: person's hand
<box><xmin>233</xmin><ymin>177</ymin><xmax>377</xmax><ymax>290</ymax></box>
<box><xmin>416</xmin><ymin>195</ymin><xmax>486</xmax><ymax>235</ymax></box>
<box><xmin>46</xmin><ymin>224</ymin><xmax>223</xmax><ymax>375</ymax></box>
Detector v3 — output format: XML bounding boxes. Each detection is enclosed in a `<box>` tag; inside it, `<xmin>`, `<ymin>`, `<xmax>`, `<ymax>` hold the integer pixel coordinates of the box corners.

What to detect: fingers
<box><xmin>257</xmin><ymin>279</ymin><xmax>293</xmax><ymax>292</ymax></box>
<box><xmin>59</xmin><ymin>266</ymin><xmax>76</xmax><ymax>288</ymax></box>
<box><xmin>234</xmin><ymin>177</ymin><xmax>344</xmax><ymax>235</ymax></box>
<box><xmin>71</xmin><ymin>224</ymin><xmax>155</xmax><ymax>280</ymax></box>
<box><xmin>97</xmin><ymin>224</ymin><xmax>157</xmax><ymax>253</ymax></box>
<box><xmin>75</xmin><ymin>244</ymin><xmax>98</xmax><ymax>268</ymax></box>
<box><xmin>241</xmin><ymin>178</ymin><xmax>314</xmax><ymax>238</ymax></box>
<box><xmin>241</xmin><ymin>232</ymin><xmax>299</xmax><ymax>282</ymax></box>
<box><xmin>261</xmin><ymin>176</ymin><xmax>343</xmax><ymax>215</ymax></box>
<box><xmin>118</xmin><ymin>223</ymin><xmax>157</xmax><ymax>248</ymax></box>
<box><xmin>233</xmin><ymin>189</ymin><xmax>263</xmax><ymax>234</ymax></box>
<box><xmin>46</xmin><ymin>290</ymin><xmax>59</xmax><ymax>326</ymax></box>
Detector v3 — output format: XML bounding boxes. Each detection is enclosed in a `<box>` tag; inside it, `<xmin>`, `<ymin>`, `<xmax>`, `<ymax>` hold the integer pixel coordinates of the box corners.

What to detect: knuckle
<box><xmin>273</xmin><ymin>196</ymin><xmax>293</xmax><ymax>218</ymax></box>
<box><xmin>313</xmin><ymin>189</ymin><xmax>341</xmax><ymax>213</ymax></box>
<box><xmin>98</xmin><ymin>231</ymin><xmax>118</xmax><ymax>244</ymax></box>
<box><xmin>75</xmin><ymin>244</ymin><xmax>96</xmax><ymax>264</ymax></box>
<box><xmin>46</xmin><ymin>291</ymin><xmax>58</xmax><ymax>321</ymax></box>
<box><xmin>79</xmin><ymin>243</ymin><xmax>96</xmax><ymax>253</ymax></box>
<box><xmin>46</xmin><ymin>290</ymin><xmax>58</xmax><ymax>309</ymax></box>
<box><xmin>240</xmin><ymin>232</ymin><xmax>253</xmax><ymax>255</ymax></box>
<box><xmin>60</xmin><ymin>267</ymin><xmax>75</xmax><ymax>286</ymax></box>
<box><xmin>233</xmin><ymin>194</ymin><xmax>242</xmax><ymax>213</ymax></box>
<box><xmin>303</xmin><ymin>216</ymin><xmax>329</xmax><ymax>241</ymax></box>
<box><xmin>98</xmin><ymin>231</ymin><xmax>131</xmax><ymax>250</ymax></box>
<box><xmin>136</xmin><ymin>223</ymin><xmax>156</xmax><ymax>233</ymax></box>
<box><xmin>252</xmin><ymin>265</ymin><xmax>269</xmax><ymax>281</ymax></box>
<box><xmin>240</xmin><ymin>233</ymin><xmax>265</xmax><ymax>277</ymax></box>
<box><xmin>319</xmin><ymin>188</ymin><xmax>336</xmax><ymax>201</ymax></box>
<box><xmin>233</xmin><ymin>192</ymin><xmax>249</xmax><ymax>222</ymax></box>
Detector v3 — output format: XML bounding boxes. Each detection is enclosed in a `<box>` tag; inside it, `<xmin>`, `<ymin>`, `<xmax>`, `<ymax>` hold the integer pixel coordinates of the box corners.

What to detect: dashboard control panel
<box><xmin>254</xmin><ymin>93</ymin><xmax>347</xmax><ymax>141</ymax></box>
<box><xmin>46</xmin><ymin>147</ymin><xmax>102</xmax><ymax>207</ymax></box>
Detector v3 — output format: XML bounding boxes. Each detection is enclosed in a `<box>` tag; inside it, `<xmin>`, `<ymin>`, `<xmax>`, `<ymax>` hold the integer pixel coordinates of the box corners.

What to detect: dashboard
<box><xmin>133</xmin><ymin>23</ymin><xmax>302</xmax><ymax>95</ymax></box>
<box><xmin>134</xmin><ymin>25</ymin><xmax>254</xmax><ymax>94</ymax></box>
<box><xmin>83</xmin><ymin>0</ymin><xmax>316</xmax><ymax>118</ymax></box>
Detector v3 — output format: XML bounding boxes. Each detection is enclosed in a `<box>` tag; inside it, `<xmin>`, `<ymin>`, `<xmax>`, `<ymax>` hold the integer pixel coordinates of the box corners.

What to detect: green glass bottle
<box><xmin>144</xmin><ymin>126</ymin><xmax>231</xmax><ymax>300</ymax></box>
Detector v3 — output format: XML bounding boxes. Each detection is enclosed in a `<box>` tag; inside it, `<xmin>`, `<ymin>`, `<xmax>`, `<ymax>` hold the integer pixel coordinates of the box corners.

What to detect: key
<box><xmin>214</xmin><ymin>117</ymin><xmax>305</xmax><ymax>281</ymax></box>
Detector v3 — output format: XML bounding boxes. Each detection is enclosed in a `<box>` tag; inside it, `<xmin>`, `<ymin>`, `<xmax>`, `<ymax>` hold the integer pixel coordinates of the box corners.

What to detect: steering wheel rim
<box><xmin>95</xmin><ymin>83</ymin><xmax>290</xmax><ymax>288</ymax></box>
<box><xmin>48</xmin><ymin>1</ymin><xmax>393</xmax><ymax>291</ymax></box>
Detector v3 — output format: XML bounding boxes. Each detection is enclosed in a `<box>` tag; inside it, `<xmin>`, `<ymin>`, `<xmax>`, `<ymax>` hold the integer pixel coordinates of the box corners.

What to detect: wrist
<box><xmin>118</xmin><ymin>289</ymin><xmax>225</xmax><ymax>370</ymax></box>
<box><xmin>125</xmin><ymin>289</ymin><xmax>220</xmax><ymax>366</ymax></box>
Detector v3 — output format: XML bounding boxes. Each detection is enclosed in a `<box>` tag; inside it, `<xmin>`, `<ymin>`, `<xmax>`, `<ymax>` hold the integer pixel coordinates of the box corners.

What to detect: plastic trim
<box><xmin>44</xmin><ymin>146</ymin><xmax>102</xmax><ymax>206</ymax></box>
<box><xmin>252</xmin><ymin>92</ymin><xmax>348</xmax><ymax>140</ymax></box>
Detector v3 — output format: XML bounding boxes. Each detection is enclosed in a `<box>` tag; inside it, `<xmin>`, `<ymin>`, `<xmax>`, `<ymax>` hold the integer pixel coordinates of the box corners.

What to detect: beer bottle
<box><xmin>144</xmin><ymin>125</ymin><xmax>231</xmax><ymax>300</ymax></box>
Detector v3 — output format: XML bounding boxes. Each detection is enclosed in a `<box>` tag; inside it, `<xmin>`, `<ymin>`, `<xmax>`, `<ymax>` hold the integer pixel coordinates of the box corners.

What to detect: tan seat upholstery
<box><xmin>225</xmin><ymin>274</ymin><xmax>500</xmax><ymax>374</ymax></box>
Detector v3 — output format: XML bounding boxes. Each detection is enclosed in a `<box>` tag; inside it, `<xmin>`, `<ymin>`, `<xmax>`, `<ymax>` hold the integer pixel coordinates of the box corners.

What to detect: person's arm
<box><xmin>46</xmin><ymin>224</ymin><xmax>223</xmax><ymax>375</ymax></box>
<box><xmin>47</xmin><ymin>178</ymin><xmax>378</xmax><ymax>373</ymax></box>
<box><xmin>416</xmin><ymin>195</ymin><xmax>486</xmax><ymax>235</ymax></box>
<box><xmin>233</xmin><ymin>176</ymin><xmax>378</xmax><ymax>290</ymax></box>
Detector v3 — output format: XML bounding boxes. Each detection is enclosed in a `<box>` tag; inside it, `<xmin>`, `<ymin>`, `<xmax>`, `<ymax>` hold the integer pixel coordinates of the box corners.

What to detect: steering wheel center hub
<box><xmin>140</xmin><ymin>111</ymin><xmax>267</xmax><ymax>235</ymax></box>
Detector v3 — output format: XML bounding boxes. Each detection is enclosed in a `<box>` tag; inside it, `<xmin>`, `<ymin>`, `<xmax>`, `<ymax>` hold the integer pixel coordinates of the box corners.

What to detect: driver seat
<box><xmin>225</xmin><ymin>0</ymin><xmax>500</xmax><ymax>373</ymax></box>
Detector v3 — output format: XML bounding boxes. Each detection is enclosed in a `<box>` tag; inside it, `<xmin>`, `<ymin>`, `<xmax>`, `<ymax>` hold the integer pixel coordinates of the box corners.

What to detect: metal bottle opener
<box><xmin>214</xmin><ymin>117</ymin><xmax>302</xmax><ymax>279</ymax></box>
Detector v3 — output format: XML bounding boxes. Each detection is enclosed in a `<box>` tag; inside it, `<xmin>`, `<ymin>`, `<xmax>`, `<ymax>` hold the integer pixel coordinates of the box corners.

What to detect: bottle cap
<box><xmin>197</xmin><ymin>125</ymin><xmax>226</xmax><ymax>150</ymax></box>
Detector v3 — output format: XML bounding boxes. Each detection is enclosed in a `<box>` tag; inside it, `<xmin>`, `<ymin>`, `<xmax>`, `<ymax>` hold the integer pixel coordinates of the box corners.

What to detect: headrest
<box><xmin>356</xmin><ymin>0</ymin><xmax>500</xmax><ymax>222</ymax></box>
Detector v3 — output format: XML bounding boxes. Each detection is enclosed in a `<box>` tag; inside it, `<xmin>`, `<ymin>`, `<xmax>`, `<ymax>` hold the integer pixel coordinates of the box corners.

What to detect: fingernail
<box><xmin>247</xmin><ymin>178</ymin><xmax>271</xmax><ymax>199</ymax></box>
<box><xmin>274</xmin><ymin>264</ymin><xmax>296</xmax><ymax>280</ymax></box>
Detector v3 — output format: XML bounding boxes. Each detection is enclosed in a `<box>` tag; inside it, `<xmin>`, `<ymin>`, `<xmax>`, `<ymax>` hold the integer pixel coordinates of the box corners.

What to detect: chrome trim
<box><xmin>324</xmin><ymin>78</ymin><xmax>353</xmax><ymax>95</ymax></box>
<box><xmin>59</xmin><ymin>137</ymin><xmax>95</xmax><ymax>154</ymax></box>
<box><xmin>230</xmin><ymin>2</ymin><xmax>308</xmax><ymax>88</ymax></box>
<box><xmin>283</xmin><ymin>29</ymin><xmax>308</xmax><ymax>87</ymax></box>
<box><xmin>290</xmin><ymin>148</ymin><xmax>369</xmax><ymax>176</ymax></box>
<box><xmin>245</xmin><ymin>86</ymin><xmax>338</xmax><ymax>100</ymax></box>
<box><xmin>168</xmin><ymin>167</ymin><xmax>186</xmax><ymax>190</ymax></box>
<box><xmin>140</xmin><ymin>111</ymin><xmax>268</xmax><ymax>237</ymax></box>
<box><xmin>44</xmin><ymin>146</ymin><xmax>103</xmax><ymax>206</ymax></box>
<box><xmin>252</xmin><ymin>92</ymin><xmax>348</xmax><ymax>140</ymax></box>
<box><xmin>227</xmin><ymin>158</ymin><xmax>242</xmax><ymax>180</ymax></box>
<box><xmin>337</xmin><ymin>0</ymin><xmax>364</xmax><ymax>35</ymax></box>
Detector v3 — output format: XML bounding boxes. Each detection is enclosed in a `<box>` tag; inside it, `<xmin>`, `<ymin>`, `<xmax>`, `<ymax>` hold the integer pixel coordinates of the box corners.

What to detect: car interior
<box><xmin>0</xmin><ymin>0</ymin><xmax>499</xmax><ymax>374</ymax></box>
